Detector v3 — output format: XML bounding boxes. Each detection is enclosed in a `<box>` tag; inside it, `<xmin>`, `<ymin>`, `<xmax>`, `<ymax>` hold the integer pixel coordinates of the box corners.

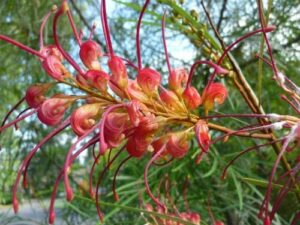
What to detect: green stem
<box><xmin>257</xmin><ymin>0</ymin><xmax>273</xmax><ymax>105</ymax></box>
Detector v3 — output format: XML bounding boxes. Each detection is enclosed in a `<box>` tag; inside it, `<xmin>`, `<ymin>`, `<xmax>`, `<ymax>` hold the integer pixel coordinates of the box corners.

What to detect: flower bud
<box><xmin>25</xmin><ymin>83</ymin><xmax>52</xmax><ymax>108</ymax></box>
<box><xmin>169</xmin><ymin>68</ymin><xmax>188</xmax><ymax>94</ymax></box>
<box><xmin>38</xmin><ymin>96</ymin><xmax>74</xmax><ymax>126</ymax></box>
<box><xmin>182</xmin><ymin>86</ymin><xmax>202</xmax><ymax>110</ymax></box>
<box><xmin>79</xmin><ymin>40</ymin><xmax>102</xmax><ymax>70</ymax></box>
<box><xmin>166</xmin><ymin>133</ymin><xmax>189</xmax><ymax>158</ymax></box>
<box><xmin>151</xmin><ymin>137</ymin><xmax>168</xmax><ymax>160</ymax></box>
<box><xmin>202</xmin><ymin>83</ymin><xmax>227</xmax><ymax>111</ymax></box>
<box><xmin>108</xmin><ymin>56</ymin><xmax>128</xmax><ymax>92</ymax></box>
<box><xmin>126</xmin><ymin>100</ymin><xmax>147</xmax><ymax>127</ymax></box>
<box><xmin>104</xmin><ymin>112</ymin><xmax>129</xmax><ymax>148</ymax></box>
<box><xmin>160</xmin><ymin>89</ymin><xmax>182</xmax><ymax>110</ymax></box>
<box><xmin>83</xmin><ymin>70</ymin><xmax>110</xmax><ymax>94</ymax></box>
<box><xmin>127</xmin><ymin>79</ymin><xmax>148</xmax><ymax>103</ymax></box>
<box><xmin>195</xmin><ymin>120</ymin><xmax>210</xmax><ymax>153</ymax></box>
<box><xmin>126</xmin><ymin>134</ymin><xmax>151</xmax><ymax>158</ymax></box>
<box><xmin>137</xmin><ymin>68</ymin><xmax>161</xmax><ymax>96</ymax></box>
<box><xmin>40</xmin><ymin>45</ymin><xmax>63</xmax><ymax>61</ymax></box>
<box><xmin>71</xmin><ymin>103</ymin><xmax>101</xmax><ymax>136</ymax></box>
<box><xmin>42</xmin><ymin>55</ymin><xmax>67</xmax><ymax>80</ymax></box>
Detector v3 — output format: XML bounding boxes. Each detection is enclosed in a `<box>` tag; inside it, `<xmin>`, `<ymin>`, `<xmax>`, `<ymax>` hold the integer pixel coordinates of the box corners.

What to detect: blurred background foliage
<box><xmin>0</xmin><ymin>0</ymin><xmax>299</xmax><ymax>224</ymax></box>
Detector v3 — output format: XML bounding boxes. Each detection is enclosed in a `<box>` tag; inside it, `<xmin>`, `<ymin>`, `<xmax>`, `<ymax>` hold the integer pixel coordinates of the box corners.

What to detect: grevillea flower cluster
<box><xmin>1</xmin><ymin>0</ymin><xmax>300</xmax><ymax>224</ymax></box>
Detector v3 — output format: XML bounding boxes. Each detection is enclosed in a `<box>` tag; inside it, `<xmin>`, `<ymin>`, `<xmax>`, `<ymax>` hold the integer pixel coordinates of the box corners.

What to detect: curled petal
<box><xmin>40</xmin><ymin>45</ymin><xmax>63</xmax><ymax>61</ymax></box>
<box><xmin>127</xmin><ymin>79</ymin><xmax>148</xmax><ymax>103</ymax></box>
<box><xmin>126</xmin><ymin>134</ymin><xmax>151</xmax><ymax>158</ymax></box>
<box><xmin>160</xmin><ymin>89</ymin><xmax>182</xmax><ymax>110</ymax></box>
<box><xmin>38</xmin><ymin>97</ymin><xmax>74</xmax><ymax>126</ymax></box>
<box><xmin>166</xmin><ymin>133</ymin><xmax>189</xmax><ymax>158</ymax></box>
<box><xmin>126</xmin><ymin>99</ymin><xmax>147</xmax><ymax>127</ymax></box>
<box><xmin>71</xmin><ymin>103</ymin><xmax>102</xmax><ymax>136</ymax></box>
<box><xmin>152</xmin><ymin>137</ymin><xmax>168</xmax><ymax>158</ymax></box>
<box><xmin>137</xmin><ymin>68</ymin><xmax>161</xmax><ymax>96</ymax></box>
<box><xmin>202</xmin><ymin>83</ymin><xmax>228</xmax><ymax>111</ymax></box>
<box><xmin>195</xmin><ymin>120</ymin><xmax>210</xmax><ymax>153</ymax></box>
<box><xmin>25</xmin><ymin>83</ymin><xmax>52</xmax><ymax>108</ymax></box>
<box><xmin>169</xmin><ymin>68</ymin><xmax>188</xmax><ymax>94</ymax></box>
<box><xmin>135</xmin><ymin>113</ymin><xmax>159</xmax><ymax>136</ymax></box>
<box><xmin>79</xmin><ymin>40</ymin><xmax>102</xmax><ymax>70</ymax></box>
<box><xmin>182</xmin><ymin>86</ymin><xmax>202</xmax><ymax>110</ymax></box>
<box><xmin>108</xmin><ymin>55</ymin><xmax>128</xmax><ymax>91</ymax></box>
<box><xmin>83</xmin><ymin>70</ymin><xmax>110</xmax><ymax>94</ymax></box>
<box><xmin>42</xmin><ymin>55</ymin><xmax>67</xmax><ymax>80</ymax></box>
<box><xmin>104</xmin><ymin>112</ymin><xmax>129</xmax><ymax>148</ymax></box>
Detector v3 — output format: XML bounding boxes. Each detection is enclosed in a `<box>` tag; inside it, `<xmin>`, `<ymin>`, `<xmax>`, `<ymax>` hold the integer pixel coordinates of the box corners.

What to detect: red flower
<box><xmin>70</xmin><ymin>103</ymin><xmax>101</xmax><ymax>136</ymax></box>
<box><xmin>38</xmin><ymin>96</ymin><xmax>74</xmax><ymax>126</ymax></box>
<box><xmin>25</xmin><ymin>83</ymin><xmax>51</xmax><ymax>108</ymax></box>
<box><xmin>168</xmin><ymin>68</ymin><xmax>188</xmax><ymax>95</ymax></box>
<box><xmin>202</xmin><ymin>83</ymin><xmax>228</xmax><ymax>111</ymax></box>
<box><xmin>182</xmin><ymin>86</ymin><xmax>202</xmax><ymax>110</ymax></box>
<box><xmin>42</xmin><ymin>55</ymin><xmax>67</xmax><ymax>80</ymax></box>
<box><xmin>108</xmin><ymin>55</ymin><xmax>128</xmax><ymax>96</ymax></box>
<box><xmin>79</xmin><ymin>40</ymin><xmax>102</xmax><ymax>70</ymax></box>
<box><xmin>195</xmin><ymin>120</ymin><xmax>210</xmax><ymax>153</ymax></box>
<box><xmin>83</xmin><ymin>70</ymin><xmax>110</xmax><ymax>94</ymax></box>
<box><xmin>137</xmin><ymin>68</ymin><xmax>161</xmax><ymax>96</ymax></box>
<box><xmin>166</xmin><ymin>133</ymin><xmax>189</xmax><ymax>158</ymax></box>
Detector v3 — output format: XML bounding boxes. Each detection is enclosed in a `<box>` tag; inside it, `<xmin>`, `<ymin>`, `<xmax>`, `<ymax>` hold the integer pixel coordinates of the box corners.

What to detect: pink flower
<box><xmin>169</xmin><ymin>68</ymin><xmax>188</xmax><ymax>95</ymax></box>
<box><xmin>42</xmin><ymin>55</ymin><xmax>67</xmax><ymax>80</ymax></box>
<box><xmin>104</xmin><ymin>112</ymin><xmax>130</xmax><ymax>148</ymax></box>
<box><xmin>25</xmin><ymin>83</ymin><xmax>52</xmax><ymax>108</ymax></box>
<box><xmin>159</xmin><ymin>88</ymin><xmax>182</xmax><ymax>111</ymax></box>
<box><xmin>79</xmin><ymin>40</ymin><xmax>102</xmax><ymax>70</ymax></box>
<box><xmin>108</xmin><ymin>55</ymin><xmax>128</xmax><ymax>95</ymax></box>
<box><xmin>38</xmin><ymin>96</ymin><xmax>74</xmax><ymax>126</ymax></box>
<box><xmin>195</xmin><ymin>120</ymin><xmax>210</xmax><ymax>153</ymax></box>
<box><xmin>202</xmin><ymin>83</ymin><xmax>228</xmax><ymax>111</ymax></box>
<box><xmin>166</xmin><ymin>133</ymin><xmax>189</xmax><ymax>158</ymax></box>
<box><xmin>40</xmin><ymin>45</ymin><xmax>63</xmax><ymax>61</ymax></box>
<box><xmin>126</xmin><ymin>134</ymin><xmax>150</xmax><ymax>158</ymax></box>
<box><xmin>70</xmin><ymin>103</ymin><xmax>101</xmax><ymax>136</ymax></box>
<box><xmin>137</xmin><ymin>68</ymin><xmax>161</xmax><ymax>96</ymax></box>
<box><xmin>127</xmin><ymin>79</ymin><xmax>148</xmax><ymax>103</ymax></box>
<box><xmin>182</xmin><ymin>86</ymin><xmax>202</xmax><ymax>110</ymax></box>
<box><xmin>83</xmin><ymin>70</ymin><xmax>110</xmax><ymax>94</ymax></box>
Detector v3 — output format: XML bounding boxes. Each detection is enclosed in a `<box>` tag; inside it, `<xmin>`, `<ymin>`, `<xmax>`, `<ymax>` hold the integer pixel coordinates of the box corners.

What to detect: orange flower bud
<box><xmin>38</xmin><ymin>96</ymin><xmax>74</xmax><ymax>126</ymax></box>
<box><xmin>79</xmin><ymin>40</ymin><xmax>102</xmax><ymax>70</ymax></box>
<box><xmin>108</xmin><ymin>55</ymin><xmax>128</xmax><ymax>90</ymax></box>
<box><xmin>195</xmin><ymin>120</ymin><xmax>210</xmax><ymax>153</ymax></box>
<box><xmin>126</xmin><ymin>133</ymin><xmax>153</xmax><ymax>158</ymax></box>
<box><xmin>182</xmin><ymin>86</ymin><xmax>202</xmax><ymax>110</ymax></box>
<box><xmin>202</xmin><ymin>83</ymin><xmax>228</xmax><ymax>111</ymax></box>
<box><xmin>159</xmin><ymin>89</ymin><xmax>182</xmax><ymax>110</ymax></box>
<box><xmin>127</xmin><ymin>79</ymin><xmax>148</xmax><ymax>103</ymax></box>
<box><xmin>166</xmin><ymin>133</ymin><xmax>189</xmax><ymax>158</ymax></box>
<box><xmin>169</xmin><ymin>68</ymin><xmax>188</xmax><ymax>94</ymax></box>
<box><xmin>70</xmin><ymin>103</ymin><xmax>101</xmax><ymax>136</ymax></box>
<box><xmin>137</xmin><ymin>68</ymin><xmax>161</xmax><ymax>96</ymax></box>
<box><xmin>104</xmin><ymin>112</ymin><xmax>129</xmax><ymax>148</ymax></box>
<box><xmin>83</xmin><ymin>70</ymin><xmax>110</xmax><ymax>94</ymax></box>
